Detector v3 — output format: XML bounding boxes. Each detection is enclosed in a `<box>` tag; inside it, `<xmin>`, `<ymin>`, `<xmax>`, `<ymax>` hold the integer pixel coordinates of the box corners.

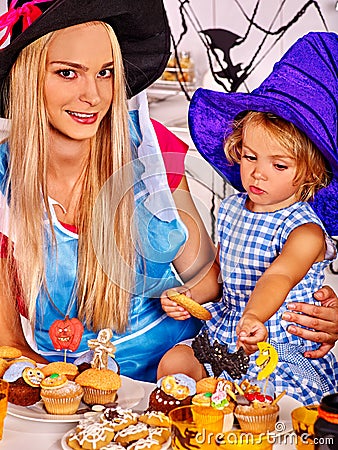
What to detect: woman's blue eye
<box><xmin>57</xmin><ymin>69</ymin><xmax>76</xmax><ymax>79</ymax></box>
<box><xmin>98</xmin><ymin>69</ymin><xmax>113</xmax><ymax>78</ymax></box>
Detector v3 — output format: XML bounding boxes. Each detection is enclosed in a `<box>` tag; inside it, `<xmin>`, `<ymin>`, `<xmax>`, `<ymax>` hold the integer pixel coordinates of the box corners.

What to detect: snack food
<box><xmin>0</xmin><ymin>346</ymin><xmax>22</xmax><ymax>360</ymax></box>
<box><xmin>138</xmin><ymin>410</ymin><xmax>170</xmax><ymax>428</ymax></box>
<box><xmin>147</xmin><ymin>373</ymin><xmax>196</xmax><ymax>415</ymax></box>
<box><xmin>42</xmin><ymin>361</ymin><xmax>79</xmax><ymax>381</ymax></box>
<box><xmin>67</xmin><ymin>421</ymin><xmax>115</xmax><ymax>450</ymax></box>
<box><xmin>114</xmin><ymin>423</ymin><xmax>149</xmax><ymax>446</ymax></box>
<box><xmin>192</xmin><ymin>330</ymin><xmax>249</xmax><ymax>378</ymax></box>
<box><xmin>127</xmin><ymin>437</ymin><xmax>161</xmax><ymax>450</ymax></box>
<box><xmin>3</xmin><ymin>360</ymin><xmax>43</xmax><ymax>406</ymax></box>
<box><xmin>167</xmin><ymin>289</ymin><xmax>212</xmax><ymax>320</ymax></box>
<box><xmin>196</xmin><ymin>376</ymin><xmax>220</xmax><ymax>394</ymax></box>
<box><xmin>40</xmin><ymin>374</ymin><xmax>84</xmax><ymax>415</ymax></box>
<box><xmin>234</xmin><ymin>391</ymin><xmax>285</xmax><ymax>434</ymax></box>
<box><xmin>75</xmin><ymin>368</ymin><xmax>121</xmax><ymax>405</ymax></box>
<box><xmin>100</xmin><ymin>406</ymin><xmax>139</xmax><ymax>431</ymax></box>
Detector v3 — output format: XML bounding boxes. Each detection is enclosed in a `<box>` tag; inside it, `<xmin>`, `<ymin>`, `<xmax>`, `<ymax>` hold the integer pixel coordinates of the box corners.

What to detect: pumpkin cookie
<box><xmin>166</xmin><ymin>290</ymin><xmax>212</xmax><ymax>320</ymax></box>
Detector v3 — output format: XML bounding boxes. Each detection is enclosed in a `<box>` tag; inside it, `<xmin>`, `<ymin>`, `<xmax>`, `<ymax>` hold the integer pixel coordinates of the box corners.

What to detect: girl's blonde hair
<box><xmin>5</xmin><ymin>22</ymin><xmax>135</xmax><ymax>333</ymax></box>
<box><xmin>224</xmin><ymin>111</ymin><xmax>331</xmax><ymax>202</ymax></box>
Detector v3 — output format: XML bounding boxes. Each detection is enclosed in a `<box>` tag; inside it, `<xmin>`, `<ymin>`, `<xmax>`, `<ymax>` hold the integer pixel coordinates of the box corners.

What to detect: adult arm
<box><xmin>282</xmin><ymin>285</ymin><xmax>338</xmax><ymax>358</ymax></box>
<box><xmin>0</xmin><ymin>258</ymin><xmax>47</xmax><ymax>363</ymax></box>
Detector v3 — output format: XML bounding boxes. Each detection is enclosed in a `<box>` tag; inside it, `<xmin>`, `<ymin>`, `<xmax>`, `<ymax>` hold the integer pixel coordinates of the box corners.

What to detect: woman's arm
<box><xmin>282</xmin><ymin>285</ymin><xmax>338</xmax><ymax>358</ymax></box>
<box><xmin>0</xmin><ymin>259</ymin><xmax>47</xmax><ymax>363</ymax></box>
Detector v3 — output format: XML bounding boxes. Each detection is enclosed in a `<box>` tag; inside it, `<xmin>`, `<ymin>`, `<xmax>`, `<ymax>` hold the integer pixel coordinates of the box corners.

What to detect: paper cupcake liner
<box><xmin>223</xmin><ymin>411</ymin><xmax>234</xmax><ymax>432</ymax></box>
<box><xmin>41</xmin><ymin>394</ymin><xmax>83</xmax><ymax>415</ymax></box>
<box><xmin>235</xmin><ymin>409</ymin><xmax>279</xmax><ymax>434</ymax></box>
<box><xmin>192</xmin><ymin>406</ymin><xmax>224</xmax><ymax>433</ymax></box>
<box><xmin>82</xmin><ymin>387</ymin><xmax>117</xmax><ymax>405</ymax></box>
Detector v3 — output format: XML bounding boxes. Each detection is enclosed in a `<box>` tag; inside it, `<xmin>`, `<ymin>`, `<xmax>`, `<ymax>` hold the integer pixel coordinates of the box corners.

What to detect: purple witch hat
<box><xmin>189</xmin><ymin>32</ymin><xmax>338</xmax><ymax>236</ymax></box>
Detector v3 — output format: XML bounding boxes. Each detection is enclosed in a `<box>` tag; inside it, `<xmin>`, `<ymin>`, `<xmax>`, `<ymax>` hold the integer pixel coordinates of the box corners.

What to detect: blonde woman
<box><xmin>0</xmin><ymin>0</ymin><xmax>217</xmax><ymax>382</ymax></box>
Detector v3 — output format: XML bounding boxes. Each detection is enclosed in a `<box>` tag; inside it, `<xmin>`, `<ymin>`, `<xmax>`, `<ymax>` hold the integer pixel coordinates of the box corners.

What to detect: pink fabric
<box><xmin>151</xmin><ymin>118</ymin><xmax>188</xmax><ymax>192</ymax></box>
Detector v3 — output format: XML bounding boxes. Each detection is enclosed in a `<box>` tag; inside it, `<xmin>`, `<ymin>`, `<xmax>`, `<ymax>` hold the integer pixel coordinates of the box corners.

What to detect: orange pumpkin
<box><xmin>49</xmin><ymin>316</ymin><xmax>84</xmax><ymax>352</ymax></box>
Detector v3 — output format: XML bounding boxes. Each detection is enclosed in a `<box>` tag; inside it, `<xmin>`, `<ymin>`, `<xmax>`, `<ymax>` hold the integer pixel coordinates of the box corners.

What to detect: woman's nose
<box><xmin>79</xmin><ymin>78</ymin><xmax>100</xmax><ymax>106</ymax></box>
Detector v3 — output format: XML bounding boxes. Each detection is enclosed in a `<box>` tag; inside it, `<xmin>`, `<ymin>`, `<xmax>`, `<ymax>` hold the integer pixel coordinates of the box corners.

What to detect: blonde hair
<box><xmin>5</xmin><ymin>22</ymin><xmax>135</xmax><ymax>333</ymax></box>
<box><xmin>224</xmin><ymin>111</ymin><xmax>331</xmax><ymax>201</ymax></box>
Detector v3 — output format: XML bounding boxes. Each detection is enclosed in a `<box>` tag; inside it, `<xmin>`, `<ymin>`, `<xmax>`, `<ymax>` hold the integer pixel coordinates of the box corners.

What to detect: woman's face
<box><xmin>44</xmin><ymin>23</ymin><xmax>114</xmax><ymax>143</ymax></box>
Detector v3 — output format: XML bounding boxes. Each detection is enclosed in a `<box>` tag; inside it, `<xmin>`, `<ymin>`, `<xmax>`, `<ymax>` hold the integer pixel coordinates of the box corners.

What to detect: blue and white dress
<box><xmin>201</xmin><ymin>193</ymin><xmax>338</xmax><ymax>404</ymax></box>
<box><xmin>0</xmin><ymin>93</ymin><xmax>201</xmax><ymax>383</ymax></box>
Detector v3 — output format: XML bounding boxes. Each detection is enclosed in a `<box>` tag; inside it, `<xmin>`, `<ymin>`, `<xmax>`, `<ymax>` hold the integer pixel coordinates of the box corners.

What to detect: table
<box><xmin>1</xmin><ymin>380</ymin><xmax>297</xmax><ymax>449</ymax></box>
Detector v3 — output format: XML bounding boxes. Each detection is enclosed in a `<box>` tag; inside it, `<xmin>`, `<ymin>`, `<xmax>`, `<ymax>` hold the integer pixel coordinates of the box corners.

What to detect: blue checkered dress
<box><xmin>201</xmin><ymin>193</ymin><xmax>338</xmax><ymax>404</ymax></box>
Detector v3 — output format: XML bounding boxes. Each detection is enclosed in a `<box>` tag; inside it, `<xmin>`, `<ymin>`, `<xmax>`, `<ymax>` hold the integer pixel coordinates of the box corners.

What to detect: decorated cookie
<box><xmin>114</xmin><ymin>423</ymin><xmax>149</xmax><ymax>446</ymax></box>
<box><xmin>40</xmin><ymin>373</ymin><xmax>68</xmax><ymax>389</ymax></box>
<box><xmin>167</xmin><ymin>289</ymin><xmax>212</xmax><ymax>320</ymax></box>
<box><xmin>138</xmin><ymin>410</ymin><xmax>170</xmax><ymax>428</ymax></box>
<box><xmin>22</xmin><ymin>367</ymin><xmax>45</xmax><ymax>387</ymax></box>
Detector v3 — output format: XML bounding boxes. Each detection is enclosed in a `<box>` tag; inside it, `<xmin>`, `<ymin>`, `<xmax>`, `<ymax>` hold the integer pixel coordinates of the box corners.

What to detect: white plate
<box><xmin>7</xmin><ymin>375</ymin><xmax>145</xmax><ymax>423</ymax></box>
<box><xmin>61</xmin><ymin>429</ymin><xmax>171</xmax><ymax>450</ymax></box>
<box><xmin>274</xmin><ymin>394</ymin><xmax>303</xmax><ymax>434</ymax></box>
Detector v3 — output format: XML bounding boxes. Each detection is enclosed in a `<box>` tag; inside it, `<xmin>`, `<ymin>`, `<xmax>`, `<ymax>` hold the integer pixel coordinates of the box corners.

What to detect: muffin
<box><xmin>40</xmin><ymin>373</ymin><xmax>84</xmax><ymax>414</ymax></box>
<box><xmin>75</xmin><ymin>368</ymin><xmax>121</xmax><ymax>405</ymax></box>
<box><xmin>147</xmin><ymin>373</ymin><xmax>196</xmax><ymax>415</ymax></box>
<box><xmin>42</xmin><ymin>361</ymin><xmax>79</xmax><ymax>380</ymax></box>
<box><xmin>3</xmin><ymin>361</ymin><xmax>44</xmax><ymax>406</ymax></box>
<box><xmin>234</xmin><ymin>391</ymin><xmax>279</xmax><ymax>433</ymax></box>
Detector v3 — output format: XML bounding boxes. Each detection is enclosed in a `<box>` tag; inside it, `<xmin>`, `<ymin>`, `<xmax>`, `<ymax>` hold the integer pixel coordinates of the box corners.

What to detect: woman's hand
<box><xmin>160</xmin><ymin>287</ymin><xmax>191</xmax><ymax>321</ymax></box>
<box><xmin>282</xmin><ymin>286</ymin><xmax>338</xmax><ymax>358</ymax></box>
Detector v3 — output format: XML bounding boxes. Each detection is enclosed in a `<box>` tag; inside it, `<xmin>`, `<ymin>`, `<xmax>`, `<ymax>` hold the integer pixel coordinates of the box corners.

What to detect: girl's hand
<box><xmin>160</xmin><ymin>287</ymin><xmax>191</xmax><ymax>320</ymax></box>
<box><xmin>236</xmin><ymin>313</ymin><xmax>268</xmax><ymax>354</ymax></box>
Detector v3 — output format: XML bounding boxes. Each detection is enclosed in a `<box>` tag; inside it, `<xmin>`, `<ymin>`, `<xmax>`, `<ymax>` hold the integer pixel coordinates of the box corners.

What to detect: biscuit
<box><xmin>167</xmin><ymin>290</ymin><xmax>212</xmax><ymax>320</ymax></box>
<box><xmin>138</xmin><ymin>410</ymin><xmax>170</xmax><ymax>428</ymax></box>
<box><xmin>148</xmin><ymin>426</ymin><xmax>171</xmax><ymax>444</ymax></box>
<box><xmin>0</xmin><ymin>346</ymin><xmax>22</xmax><ymax>359</ymax></box>
<box><xmin>0</xmin><ymin>358</ymin><xmax>10</xmax><ymax>377</ymax></box>
<box><xmin>114</xmin><ymin>423</ymin><xmax>148</xmax><ymax>446</ymax></box>
<box><xmin>127</xmin><ymin>437</ymin><xmax>161</xmax><ymax>450</ymax></box>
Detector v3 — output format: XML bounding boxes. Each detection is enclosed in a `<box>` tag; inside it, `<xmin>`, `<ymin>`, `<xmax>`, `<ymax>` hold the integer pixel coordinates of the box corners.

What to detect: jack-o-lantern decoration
<box><xmin>49</xmin><ymin>316</ymin><xmax>84</xmax><ymax>352</ymax></box>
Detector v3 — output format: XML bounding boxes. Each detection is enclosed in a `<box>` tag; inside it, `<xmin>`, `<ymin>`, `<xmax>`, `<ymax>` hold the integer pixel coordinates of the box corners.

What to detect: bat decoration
<box><xmin>192</xmin><ymin>330</ymin><xmax>249</xmax><ymax>379</ymax></box>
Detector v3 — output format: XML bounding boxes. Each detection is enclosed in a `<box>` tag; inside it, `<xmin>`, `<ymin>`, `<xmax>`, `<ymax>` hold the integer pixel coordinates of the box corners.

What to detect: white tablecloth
<box><xmin>1</xmin><ymin>380</ymin><xmax>297</xmax><ymax>449</ymax></box>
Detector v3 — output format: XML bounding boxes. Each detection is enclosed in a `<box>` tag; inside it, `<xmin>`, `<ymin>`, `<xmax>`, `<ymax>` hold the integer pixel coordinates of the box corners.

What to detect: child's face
<box><xmin>240</xmin><ymin>122</ymin><xmax>302</xmax><ymax>212</ymax></box>
<box><xmin>44</xmin><ymin>23</ymin><xmax>114</xmax><ymax>144</ymax></box>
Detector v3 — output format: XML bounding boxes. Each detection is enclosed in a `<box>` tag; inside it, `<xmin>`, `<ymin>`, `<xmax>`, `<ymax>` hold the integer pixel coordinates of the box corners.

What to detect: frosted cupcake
<box><xmin>40</xmin><ymin>373</ymin><xmax>83</xmax><ymax>414</ymax></box>
<box><xmin>234</xmin><ymin>391</ymin><xmax>279</xmax><ymax>433</ymax></box>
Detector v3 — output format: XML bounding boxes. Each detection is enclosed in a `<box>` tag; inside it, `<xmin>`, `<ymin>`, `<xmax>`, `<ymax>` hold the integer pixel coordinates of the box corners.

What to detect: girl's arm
<box><xmin>161</xmin><ymin>175</ymin><xmax>222</xmax><ymax>320</ymax></box>
<box><xmin>0</xmin><ymin>259</ymin><xmax>48</xmax><ymax>363</ymax></box>
<box><xmin>237</xmin><ymin>222</ymin><xmax>327</xmax><ymax>352</ymax></box>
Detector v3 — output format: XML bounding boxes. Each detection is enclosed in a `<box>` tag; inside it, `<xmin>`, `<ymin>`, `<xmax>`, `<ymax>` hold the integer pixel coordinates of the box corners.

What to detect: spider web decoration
<box><xmin>170</xmin><ymin>0</ymin><xmax>329</xmax><ymax>247</ymax></box>
<box><xmin>192</xmin><ymin>330</ymin><xmax>250</xmax><ymax>379</ymax></box>
<box><xmin>172</xmin><ymin>0</ymin><xmax>328</xmax><ymax>96</ymax></box>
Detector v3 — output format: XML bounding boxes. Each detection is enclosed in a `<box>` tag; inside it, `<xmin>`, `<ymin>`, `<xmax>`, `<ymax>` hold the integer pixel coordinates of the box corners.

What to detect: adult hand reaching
<box><xmin>282</xmin><ymin>286</ymin><xmax>338</xmax><ymax>358</ymax></box>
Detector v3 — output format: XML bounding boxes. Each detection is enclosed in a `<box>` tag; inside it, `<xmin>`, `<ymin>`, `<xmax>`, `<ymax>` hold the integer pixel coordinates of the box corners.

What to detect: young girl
<box><xmin>159</xmin><ymin>32</ymin><xmax>338</xmax><ymax>404</ymax></box>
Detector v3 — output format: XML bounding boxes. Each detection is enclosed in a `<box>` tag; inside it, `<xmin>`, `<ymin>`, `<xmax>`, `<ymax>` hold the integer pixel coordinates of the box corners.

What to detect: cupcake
<box><xmin>42</xmin><ymin>361</ymin><xmax>79</xmax><ymax>380</ymax></box>
<box><xmin>234</xmin><ymin>391</ymin><xmax>279</xmax><ymax>433</ymax></box>
<box><xmin>147</xmin><ymin>373</ymin><xmax>196</xmax><ymax>415</ymax></box>
<box><xmin>40</xmin><ymin>373</ymin><xmax>84</xmax><ymax>414</ymax></box>
<box><xmin>3</xmin><ymin>361</ymin><xmax>44</xmax><ymax>406</ymax></box>
<box><xmin>75</xmin><ymin>368</ymin><xmax>121</xmax><ymax>405</ymax></box>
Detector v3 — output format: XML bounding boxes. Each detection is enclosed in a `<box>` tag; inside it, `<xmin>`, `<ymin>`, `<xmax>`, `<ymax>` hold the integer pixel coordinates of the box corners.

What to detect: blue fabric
<box><xmin>0</xmin><ymin>116</ymin><xmax>202</xmax><ymax>382</ymax></box>
<box><xmin>201</xmin><ymin>193</ymin><xmax>338</xmax><ymax>404</ymax></box>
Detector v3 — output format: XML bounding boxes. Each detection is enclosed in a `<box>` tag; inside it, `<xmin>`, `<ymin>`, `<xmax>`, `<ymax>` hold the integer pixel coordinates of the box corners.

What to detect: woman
<box><xmin>0</xmin><ymin>0</ymin><xmax>336</xmax><ymax>383</ymax></box>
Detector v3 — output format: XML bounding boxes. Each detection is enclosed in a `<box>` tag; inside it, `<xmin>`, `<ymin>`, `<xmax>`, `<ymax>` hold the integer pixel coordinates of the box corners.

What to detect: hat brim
<box><xmin>189</xmin><ymin>87</ymin><xmax>338</xmax><ymax>236</ymax></box>
<box><xmin>0</xmin><ymin>0</ymin><xmax>170</xmax><ymax>101</ymax></box>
